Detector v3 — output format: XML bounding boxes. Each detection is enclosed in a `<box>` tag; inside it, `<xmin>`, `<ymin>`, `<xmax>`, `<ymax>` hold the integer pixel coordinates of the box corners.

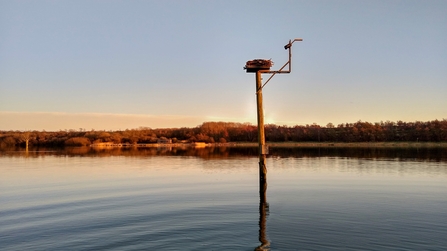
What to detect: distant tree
<box><xmin>110</xmin><ymin>133</ymin><xmax>123</xmax><ymax>144</ymax></box>
<box><xmin>20</xmin><ymin>131</ymin><xmax>33</xmax><ymax>151</ymax></box>
<box><xmin>64</xmin><ymin>137</ymin><xmax>91</xmax><ymax>146</ymax></box>
<box><xmin>0</xmin><ymin>136</ymin><xmax>17</xmax><ymax>147</ymax></box>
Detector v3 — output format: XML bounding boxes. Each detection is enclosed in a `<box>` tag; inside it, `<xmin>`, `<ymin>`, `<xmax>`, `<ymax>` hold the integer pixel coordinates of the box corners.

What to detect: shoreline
<box><xmin>232</xmin><ymin>142</ymin><xmax>447</xmax><ymax>148</ymax></box>
<box><xmin>90</xmin><ymin>141</ymin><xmax>447</xmax><ymax>148</ymax></box>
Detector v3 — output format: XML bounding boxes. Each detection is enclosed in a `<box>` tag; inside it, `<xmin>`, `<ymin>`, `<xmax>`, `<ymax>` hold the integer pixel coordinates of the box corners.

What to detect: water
<box><xmin>1</xmin><ymin>147</ymin><xmax>447</xmax><ymax>250</ymax></box>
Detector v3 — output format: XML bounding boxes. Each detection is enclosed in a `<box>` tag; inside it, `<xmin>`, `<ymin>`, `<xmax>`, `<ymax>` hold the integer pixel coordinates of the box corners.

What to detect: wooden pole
<box><xmin>256</xmin><ymin>71</ymin><xmax>267</xmax><ymax>188</ymax></box>
<box><xmin>255</xmin><ymin>70</ymin><xmax>269</xmax><ymax>250</ymax></box>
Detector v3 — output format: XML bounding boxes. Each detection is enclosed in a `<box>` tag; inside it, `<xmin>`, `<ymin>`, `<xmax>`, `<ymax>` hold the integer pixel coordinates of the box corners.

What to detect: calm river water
<box><xmin>1</xmin><ymin>147</ymin><xmax>446</xmax><ymax>250</ymax></box>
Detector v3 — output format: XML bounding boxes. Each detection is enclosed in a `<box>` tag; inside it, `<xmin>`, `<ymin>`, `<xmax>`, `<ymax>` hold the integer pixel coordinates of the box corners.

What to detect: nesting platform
<box><xmin>244</xmin><ymin>59</ymin><xmax>272</xmax><ymax>72</ymax></box>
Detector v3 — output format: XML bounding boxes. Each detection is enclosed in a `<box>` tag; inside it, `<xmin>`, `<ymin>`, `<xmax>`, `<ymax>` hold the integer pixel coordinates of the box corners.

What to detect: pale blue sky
<box><xmin>1</xmin><ymin>0</ymin><xmax>446</xmax><ymax>130</ymax></box>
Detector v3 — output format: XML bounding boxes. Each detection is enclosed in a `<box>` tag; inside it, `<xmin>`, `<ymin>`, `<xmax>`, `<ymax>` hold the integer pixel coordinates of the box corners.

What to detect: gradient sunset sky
<box><xmin>1</xmin><ymin>1</ymin><xmax>446</xmax><ymax>131</ymax></box>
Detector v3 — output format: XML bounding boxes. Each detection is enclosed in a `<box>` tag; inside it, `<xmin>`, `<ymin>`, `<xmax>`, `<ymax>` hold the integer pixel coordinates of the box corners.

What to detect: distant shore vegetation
<box><xmin>1</xmin><ymin>120</ymin><xmax>447</xmax><ymax>148</ymax></box>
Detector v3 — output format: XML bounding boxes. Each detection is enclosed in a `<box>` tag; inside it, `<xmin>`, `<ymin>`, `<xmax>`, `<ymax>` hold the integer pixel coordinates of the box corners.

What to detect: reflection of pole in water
<box><xmin>255</xmin><ymin>175</ymin><xmax>270</xmax><ymax>251</ymax></box>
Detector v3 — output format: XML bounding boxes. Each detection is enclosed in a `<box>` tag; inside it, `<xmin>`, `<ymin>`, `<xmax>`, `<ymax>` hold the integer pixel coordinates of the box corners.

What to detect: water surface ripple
<box><xmin>1</xmin><ymin>148</ymin><xmax>446</xmax><ymax>250</ymax></box>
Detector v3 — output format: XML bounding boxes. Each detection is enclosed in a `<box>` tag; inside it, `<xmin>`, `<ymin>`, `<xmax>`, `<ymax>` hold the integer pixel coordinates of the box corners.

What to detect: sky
<box><xmin>1</xmin><ymin>0</ymin><xmax>446</xmax><ymax>131</ymax></box>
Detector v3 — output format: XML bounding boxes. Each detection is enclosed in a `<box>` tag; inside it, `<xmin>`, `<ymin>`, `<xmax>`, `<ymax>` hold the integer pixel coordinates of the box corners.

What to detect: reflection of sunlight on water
<box><xmin>0</xmin><ymin>156</ymin><xmax>259</xmax><ymax>189</ymax></box>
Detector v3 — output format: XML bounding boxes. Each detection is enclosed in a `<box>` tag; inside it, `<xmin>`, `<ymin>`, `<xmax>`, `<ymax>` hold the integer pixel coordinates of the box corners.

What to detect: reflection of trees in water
<box><xmin>1</xmin><ymin>146</ymin><xmax>447</xmax><ymax>162</ymax></box>
<box><xmin>0</xmin><ymin>146</ymin><xmax>259</xmax><ymax>159</ymax></box>
<box><xmin>269</xmin><ymin>147</ymin><xmax>447</xmax><ymax>162</ymax></box>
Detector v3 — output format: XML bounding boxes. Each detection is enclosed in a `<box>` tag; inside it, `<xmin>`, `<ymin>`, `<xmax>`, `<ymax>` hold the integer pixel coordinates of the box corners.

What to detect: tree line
<box><xmin>1</xmin><ymin>120</ymin><xmax>447</xmax><ymax>148</ymax></box>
